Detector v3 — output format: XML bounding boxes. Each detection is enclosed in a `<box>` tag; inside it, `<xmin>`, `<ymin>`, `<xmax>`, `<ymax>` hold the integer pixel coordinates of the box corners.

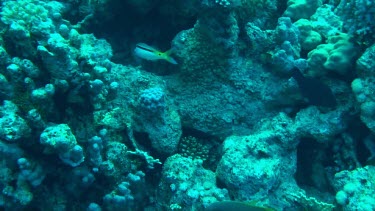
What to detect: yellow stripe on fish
<box><xmin>134</xmin><ymin>43</ymin><xmax>178</xmax><ymax>64</ymax></box>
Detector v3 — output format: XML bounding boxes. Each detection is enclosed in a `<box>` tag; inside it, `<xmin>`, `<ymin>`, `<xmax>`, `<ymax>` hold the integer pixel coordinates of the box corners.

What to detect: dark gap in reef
<box><xmin>295</xmin><ymin>137</ymin><xmax>334</xmax><ymax>193</ymax></box>
<box><xmin>79</xmin><ymin>0</ymin><xmax>197</xmax><ymax>65</ymax></box>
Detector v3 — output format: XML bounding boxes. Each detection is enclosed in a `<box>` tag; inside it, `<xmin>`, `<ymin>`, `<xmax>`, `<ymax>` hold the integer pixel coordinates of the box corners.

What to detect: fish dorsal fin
<box><xmin>136</xmin><ymin>43</ymin><xmax>158</xmax><ymax>52</ymax></box>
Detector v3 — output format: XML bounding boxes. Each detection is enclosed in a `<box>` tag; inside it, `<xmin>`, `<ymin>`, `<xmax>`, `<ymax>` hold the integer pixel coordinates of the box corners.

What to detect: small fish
<box><xmin>205</xmin><ymin>201</ymin><xmax>275</xmax><ymax>211</ymax></box>
<box><xmin>292</xmin><ymin>67</ymin><xmax>337</xmax><ymax>108</ymax></box>
<box><xmin>134</xmin><ymin>43</ymin><xmax>178</xmax><ymax>64</ymax></box>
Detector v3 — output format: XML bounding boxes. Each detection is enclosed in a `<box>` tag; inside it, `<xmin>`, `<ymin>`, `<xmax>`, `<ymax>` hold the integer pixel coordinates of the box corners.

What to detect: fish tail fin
<box><xmin>164</xmin><ymin>49</ymin><xmax>173</xmax><ymax>56</ymax></box>
<box><xmin>164</xmin><ymin>49</ymin><xmax>178</xmax><ymax>64</ymax></box>
<box><xmin>166</xmin><ymin>56</ymin><xmax>178</xmax><ymax>65</ymax></box>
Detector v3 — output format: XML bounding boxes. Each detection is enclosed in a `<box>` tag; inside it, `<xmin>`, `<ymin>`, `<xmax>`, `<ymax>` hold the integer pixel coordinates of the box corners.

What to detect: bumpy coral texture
<box><xmin>336</xmin><ymin>0</ymin><xmax>375</xmax><ymax>38</ymax></box>
<box><xmin>1</xmin><ymin>0</ymin><xmax>375</xmax><ymax>210</ymax></box>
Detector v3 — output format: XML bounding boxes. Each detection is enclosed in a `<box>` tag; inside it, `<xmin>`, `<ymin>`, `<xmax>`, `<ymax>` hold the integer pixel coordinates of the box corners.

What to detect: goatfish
<box><xmin>205</xmin><ymin>201</ymin><xmax>275</xmax><ymax>211</ymax></box>
<box><xmin>134</xmin><ymin>43</ymin><xmax>178</xmax><ymax>64</ymax></box>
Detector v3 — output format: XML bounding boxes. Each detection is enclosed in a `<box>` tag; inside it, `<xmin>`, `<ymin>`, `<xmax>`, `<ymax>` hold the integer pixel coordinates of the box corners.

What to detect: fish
<box><xmin>205</xmin><ymin>201</ymin><xmax>275</xmax><ymax>211</ymax></box>
<box><xmin>134</xmin><ymin>43</ymin><xmax>178</xmax><ymax>64</ymax></box>
<box><xmin>291</xmin><ymin>67</ymin><xmax>337</xmax><ymax>108</ymax></box>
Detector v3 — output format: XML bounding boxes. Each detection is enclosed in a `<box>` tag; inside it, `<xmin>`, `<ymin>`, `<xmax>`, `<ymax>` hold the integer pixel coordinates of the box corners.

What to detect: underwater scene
<box><xmin>0</xmin><ymin>0</ymin><xmax>375</xmax><ymax>210</ymax></box>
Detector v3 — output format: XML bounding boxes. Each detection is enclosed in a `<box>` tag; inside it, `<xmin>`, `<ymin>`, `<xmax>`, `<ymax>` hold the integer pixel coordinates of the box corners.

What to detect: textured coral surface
<box><xmin>0</xmin><ymin>0</ymin><xmax>374</xmax><ymax>210</ymax></box>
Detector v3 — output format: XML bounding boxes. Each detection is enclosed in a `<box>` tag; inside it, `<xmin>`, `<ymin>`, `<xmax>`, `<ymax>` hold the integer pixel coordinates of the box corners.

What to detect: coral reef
<box><xmin>157</xmin><ymin>154</ymin><xmax>229</xmax><ymax>210</ymax></box>
<box><xmin>334</xmin><ymin>166</ymin><xmax>375</xmax><ymax>210</ymax></box>
<box><xmin>335</xmin><ymin>0</ymin><xmax>375</xmax><ymax>39</ymax></box>
<box><xmin>0</xmin><ymin>0</ymin><xmax>374</xmax><ymax>210</ymax></box>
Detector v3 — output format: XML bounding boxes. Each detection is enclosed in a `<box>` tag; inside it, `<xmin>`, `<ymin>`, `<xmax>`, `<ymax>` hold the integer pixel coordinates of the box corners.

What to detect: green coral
<box><xmin>1</xmin><ymin>0</ymin><xmax>50</xmax><ymax>28</ymax></box>
<box><xmin>307</xmin><ymin>33</ymin><xmax>358</xmax><ymax>76</ymax></box>
<box><xmin>0</xmin><ymin>0</ymin><xmax>63</xmax><ymax>30</ymax></box>
<box><xmin>178</xmin><ymin>136</ymin><xmax>211</xmax><ymax>162</ymax></box>
<box><xmin>283</xmin><ymin>0</ymin><xmax>323</xmax><ymax>21</ymax></box>
<box><xmin>294</xmin><ymin>19</ymin><xmax>322</xmax><ymax>51</ymax></box>
<box><xmin>175</xmin><ymin>28</ymin><xmax>228</xmax><ymax>82</ymax></box>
